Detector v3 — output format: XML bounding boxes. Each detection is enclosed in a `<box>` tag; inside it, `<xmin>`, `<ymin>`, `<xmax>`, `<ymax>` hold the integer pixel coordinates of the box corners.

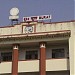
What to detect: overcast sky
<box><xmin>0</xmin><ymin>0</ymin><xmax>74</xmax><ymax>26</ymax></box>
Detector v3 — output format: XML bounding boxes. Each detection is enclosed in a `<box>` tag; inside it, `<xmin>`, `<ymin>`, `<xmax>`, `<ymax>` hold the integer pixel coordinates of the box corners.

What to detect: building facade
<box><xmin>0</xmin><ymin>20</ymin><xmax>75</xmax><ymax>75</ymax></box>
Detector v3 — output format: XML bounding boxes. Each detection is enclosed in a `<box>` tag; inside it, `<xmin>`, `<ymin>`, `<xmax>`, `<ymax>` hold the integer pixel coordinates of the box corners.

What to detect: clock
<box><xmin>25</xmin><ymin>26</ymin><xmax>33</xmax><ymax>33</ymax></box>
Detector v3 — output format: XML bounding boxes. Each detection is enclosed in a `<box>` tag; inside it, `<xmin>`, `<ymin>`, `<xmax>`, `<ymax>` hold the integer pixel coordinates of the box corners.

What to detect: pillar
<box><xmin>69</xmin><ymin>36</ymin><xmax>75</xmax><ymax>75</ymax></box>
<box><xmin>12</xmin><ymin>44</ymin><xmax>19</xmax><ymax>75</ymax></box>
<box><xmin>40</xmin><ymin>42</ymin><xmax>46</xmax><ymax>75</ymax></box>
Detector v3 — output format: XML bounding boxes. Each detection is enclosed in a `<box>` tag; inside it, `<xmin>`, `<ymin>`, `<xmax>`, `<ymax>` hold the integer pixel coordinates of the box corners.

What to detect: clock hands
<box><xmin>25</xmin><ymin>26</ymin><xmax>33</xmax><ymax>33</ymax></box>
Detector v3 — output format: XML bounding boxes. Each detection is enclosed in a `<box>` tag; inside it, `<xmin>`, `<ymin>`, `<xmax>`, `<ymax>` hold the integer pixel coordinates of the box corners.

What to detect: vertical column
<box><xmin>69</xmin><ymin>36</ymin><xmax>75</xmax><ymax>75</ymax></box>
<box><xmin>12</xmin><ymin>44</ymin><xmax>19</xmax><ymax>75</ymax></box>
<box><xmin>40</xmin><ymin>42</ymin><xmax>46</xmax><ymax>75</ymax></box>
<box><xmin>0</xmin><ymin>51</ymin><xmax>1</xmax><ymax>63</ymax></box>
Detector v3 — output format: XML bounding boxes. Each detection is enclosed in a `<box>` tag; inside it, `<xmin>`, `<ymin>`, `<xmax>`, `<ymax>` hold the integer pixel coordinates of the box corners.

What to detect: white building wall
<box><xmin>0</xmin><ymin>21</ymin><xmax>74</xmax><ymax>75</ymax></box>
<box><xmin>18</xmin><ymin>60</ymin><xmax>39</xmax><ymax>72</ymax></box>
<box><xmin>0</xmin><ymin>21</ymin><xmax>73</xmax><ymax>36</ymax></box>
<box><xmin>0</xmin><ymin>24</ymin><xmax>22</xmax><ymax>35</ymax></box>
<box><xmin>0</xmin><ymin>62</ymin><xmax>12</xmax><ymax>74</ymax></box>
<box><xmin>36</xmin><ymin>22</ymin><xmax>71</xmax><ymax>33</ymax></box>
<box><xmin>11</xmin><ymin>25</ymin><xmax>22</xmax><ymax>34</ymax></box>
<box><xmin>69</xmin><ymin>36</ymin><xmax>75</xmax><ymax>75</ymax></box>
<box><xmin>0</xmin><ymin>59</ymin><xmax>69</xmax><ymax>74</ymax></box>
<box><xmin>46</xmin><ymin>59</ymin><xmax>69</xmax><ymax>71</ymax></box>
<box><xmin>69</xmin><ymin>22</ymin><xmax>75</xmax><ymax>75</ymax></box>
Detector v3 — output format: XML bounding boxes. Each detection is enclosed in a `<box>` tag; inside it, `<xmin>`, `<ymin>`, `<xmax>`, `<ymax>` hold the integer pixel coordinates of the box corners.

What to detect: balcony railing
<box><xmin>0</xmin><ymin>58</ymin><xmax>69</xmax><ymax>74</ymax></box>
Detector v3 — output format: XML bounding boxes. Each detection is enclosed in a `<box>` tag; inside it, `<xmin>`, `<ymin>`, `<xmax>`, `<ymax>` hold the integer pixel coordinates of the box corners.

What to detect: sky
<box><xmin>0</xmin><ymin>0</ymin><xmax>74</xmax><ymax>26</ymax></box>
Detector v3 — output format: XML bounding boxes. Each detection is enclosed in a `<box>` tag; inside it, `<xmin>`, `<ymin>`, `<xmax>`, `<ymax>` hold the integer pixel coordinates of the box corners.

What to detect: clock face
<box><xmin>25</xmin><ymin>26</ymin><xmax>33</xmax><ymax>33</ymax></box>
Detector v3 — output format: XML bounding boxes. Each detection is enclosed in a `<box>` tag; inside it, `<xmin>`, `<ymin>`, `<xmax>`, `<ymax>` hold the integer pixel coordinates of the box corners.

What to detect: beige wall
<box><xmin>0</xmin><ymin>21</ymin><xmax>74</xmax><ymax>75</ymax></box>
<box><xmin>69</xmin><ymin>35</ymin><xmax>75</xmax><ymax>75</ymax></box>
<box><xmin>0</xmin><ymin>25</ymin><xmax>22</xmax><ymax>35</ymax></box>
<box><xmin>0</xmin><ymin>21</ymin><xmax>74</xmax><ymax>36</ymax></box>
<box><xmin>68</xmin><ymin>22</ymin><xmax>75</xmax><ymax>75</ymax></box>
<box><xmin>0</xmin><ymin>62</ymin><xmax>12</xmax><ymax>74</ymax></box>
<box><xmin>18</xmin><ymin>60</ymin><xmax>39</xmax><ymax>72</ymax></box>
<box><xmin>46</xmin><ymin>59</ymin><xmax>69</xmax><ymax>71</ymax></box>
<box><xmin>36</xmin><ymin>22</ymin><xmax>71</xmax><ymax>33</ymax></box>
<box><xmin>0</xmin><ymin>59</ymin><xmax>69</xmax><ymax>74</ymax></box>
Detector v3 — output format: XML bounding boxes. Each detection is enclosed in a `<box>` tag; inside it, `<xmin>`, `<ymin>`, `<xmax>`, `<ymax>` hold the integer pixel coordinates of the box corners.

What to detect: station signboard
<box><xmin>23</xmin><ymin>15</ymin><xmax>52</xmax><ymax>22</ymax></box>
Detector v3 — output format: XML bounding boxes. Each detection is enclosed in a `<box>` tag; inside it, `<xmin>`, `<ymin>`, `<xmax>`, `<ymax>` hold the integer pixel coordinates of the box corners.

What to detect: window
<box><xmin>52</xmin><ymin>48</ymin><xmax>65</xmax><ymax>58</ymax></box>
<box><xmin>1</xmin><ymin>52</ymin><xmax>12</xmax><ymax>61</ymax></box>
<box><xmin>26</xmin><ymin>50</ymin><xmax>38</xmax><ymax>60</ymax></box>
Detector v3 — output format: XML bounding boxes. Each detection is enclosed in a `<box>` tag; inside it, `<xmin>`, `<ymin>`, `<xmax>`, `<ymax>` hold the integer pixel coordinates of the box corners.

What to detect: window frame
<box><xmin>1</xmin><ymin>52</ymin><xmax>12</xmax><ymax>61</ymax></box>
<box><xmin>25</xmin><ymin>50</ymin><xmax>38</xmax><ymax>60</ymax></box>
<box><xmin>52</xmin><ymin>48</ymin><xmax>65</xmax><ymax>59</ymax></box>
